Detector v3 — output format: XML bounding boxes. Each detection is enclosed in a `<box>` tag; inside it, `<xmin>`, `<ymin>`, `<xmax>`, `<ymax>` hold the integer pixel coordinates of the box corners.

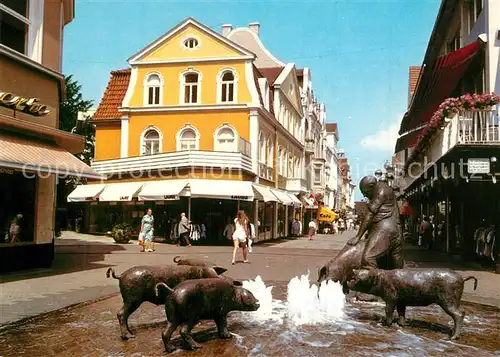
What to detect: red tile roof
<box><xmin>408</xmin><ymin>66</ymin><xmax>422</xmax><ymax>101</ymax></box>
<box><xmin>325</xmin><ymin>123</ymin><xmax>339</xmax><ymax>139</ymax></box>
<box><xmin>93</xmin><ymin>69</ymin><xmax>131</xmax><ymax>121</ymax></box>
<box><xmin>296</xmin><ymin>68</ymin><xmax>304</xmax><ymax>77</ymax></box>
<box><xmin>259</xmin><ymin>67</ymin><xmax>284</xmax><ymax>85</ymax></box>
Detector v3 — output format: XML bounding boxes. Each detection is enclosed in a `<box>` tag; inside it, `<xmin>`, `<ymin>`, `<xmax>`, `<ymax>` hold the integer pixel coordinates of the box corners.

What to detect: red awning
<box><xmin>394</xmin><ymin>126</ymin><xmax>425</xmax><ymax>153</ymax></box>
<box><xmin>401</xmin><ymin>40</ymin><xmax>483</xmax><ymax>132</ymax></box>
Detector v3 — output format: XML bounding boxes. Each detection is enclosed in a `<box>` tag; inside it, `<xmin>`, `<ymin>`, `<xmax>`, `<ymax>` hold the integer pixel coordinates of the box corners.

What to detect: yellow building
<box><xmin>69</xmin><ymin>18</ymin><xmax>307</xmax><ymax>242</ymax></box>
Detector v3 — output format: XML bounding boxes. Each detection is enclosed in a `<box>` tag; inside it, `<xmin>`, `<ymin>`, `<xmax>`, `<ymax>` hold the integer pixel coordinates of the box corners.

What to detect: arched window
<box><xmin>177</xmin><ymin>126</ymin><xmax>199</xmax><ymax>151</ymax></box>
<box><xmin>181</xmin><ymin>71</ymin><xmax>200</xmax><ymax>104</ymax></box>
<box><xmin>141</xmin><ymin>127</ymin><xmax>162</xmax><ymax>156</ymax></box>
<box><xmin>277</xmin><ymin>148</ymin><xmax>283</xmax><ymax>175</ymax></box>
<box><xmin>267</xmin><ymin>139</ymin><xmax>274</xmax><ymax>168</ymax></box>
<box><xmin>259</xmin><ymin>132</ymin><xmax>266</xmax><ymax>163</ymax></box>
<box><xmin>287</xmin><ymin>154</ymin><xmax>293</xmax><ymax>177</ymax></box>
<box><xmin>144</xmin><ymin>73</ymin><xmax>163</xmax><ymax>106</ymax></box>
<box><xmin>219</xmin><ymin>70</ymin><xmax>237</xmax><ymax>103</ymax></box>
<box><xmin>215</xmin><ymin>126</ymin><xmax>236</xmax><ymax>152</ymax></box>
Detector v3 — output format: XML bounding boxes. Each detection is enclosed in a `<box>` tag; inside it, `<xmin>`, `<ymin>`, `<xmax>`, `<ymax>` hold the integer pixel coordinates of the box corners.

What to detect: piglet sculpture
<box><xmin>155</xmin><ymin>278</ymin><xmax>260</xmax><ymax>353</ymax></box>
<box><xmin>347</xmin><ymin>268</ymin><xmax>478</xmax><ymax>340</ymax></box>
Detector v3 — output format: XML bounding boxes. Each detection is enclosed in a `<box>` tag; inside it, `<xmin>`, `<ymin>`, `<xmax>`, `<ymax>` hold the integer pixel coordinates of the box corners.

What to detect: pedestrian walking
<box><xmin>232</xmin><ymin>210</ymin><xmax>249</xmax><ymax>265</ymax></box>
<box><xmin>292</xmin><ymin>217</ymin><xmax>302</xmax><ymax>236</ymax></box>
<box><xmin>308</xmin><ymin>219</ymin><xmax>317</xmax><ymax>240</ymax></box>
<box><xmin>140</xmin><ymin>208</ymin><xmax>154</xmax><ymax>252</ymax></box>
<box><xmin>419</xmin><ymin>215</ymin><xmax>434</xmax><ymax>250</ymax></box>
<box><xmin>178</xmin><ymin>212</ymin><xmax>191</xmax><ymax>247</ymax></box>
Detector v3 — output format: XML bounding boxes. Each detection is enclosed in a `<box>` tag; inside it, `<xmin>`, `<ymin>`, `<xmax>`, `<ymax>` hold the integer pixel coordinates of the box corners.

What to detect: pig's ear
<box><xmin>213</xmin><ymin>266</ymin><xmax>227</xmax><ymax>275</ymax></box>
<box><xmin>232</xmin><ymin>280</ymin><xmax>243</xmax><ymax>286</ymax></box>
<box><xmin>318</xmin><ymin>266</ymin><xmax>328</xmax><ymax>279</ymax></box>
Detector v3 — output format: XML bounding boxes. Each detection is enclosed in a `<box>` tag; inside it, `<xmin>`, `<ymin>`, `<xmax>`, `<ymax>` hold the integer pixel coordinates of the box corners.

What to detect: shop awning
<box><xmin>394</xmin><ymin>126</ymin><xmax>425</xmax><ymax>153</ymax></box>
<box><xmin>98</xmin><ymin>181</ymin><xmax>144</xmax><ymax>202</ymax></box>
<box><xmin>188</xmin><ymin>179</ymin><xmax>254</xmax><ymax>201</ymax></box>
<box><xmin>252</xmin><ymin>184</ymin><xmax>279</xmax><ymax>202</ymax></box>
<box><xmin>270</xmin><ymin>188</ymin><xmax>293</xmax><ymax>206</ymax></box>
<box><xmin>300</xmin><ymin>194</ymin><xmax>316</xmax><ymax>208</ymax></box>
<box><xmin>287</xmin><ymin>192</ymin><xmax>302</xmax><ymax>207</ymax></box>
<box><xmin>401</xmin><ymin>39</ymin><xmax>483</xmax><ymax>132</ymax></box>
<box><xmin>0</xmin><ymin>133</ymin><xmax>103</xmax><ymax>180</ymax></box>
<box><xmin>67</xmin><ymin>184</ymin><xmax>107</xmax><ymax>202</ymax></box>
<box><xmin>138</xmin><ymin>179</ymin><xmax>189</xmax><ymax>201</ymax></box>
<box><xmin>317</xmin><ymin>205</ymin><xmax>338</xmax><ymax>222</ymax></box>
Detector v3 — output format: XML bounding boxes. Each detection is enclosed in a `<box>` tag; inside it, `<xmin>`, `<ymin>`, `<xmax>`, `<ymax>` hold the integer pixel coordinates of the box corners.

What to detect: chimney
<box><xmin>249</xmin><ymin>22</ymin><xmax>260</xmax><ymax>35</ymax></box>
<box><xmin>222</xmin><ymin>24</ymin><xmax>232</xmax><ymax>37</ymax></box>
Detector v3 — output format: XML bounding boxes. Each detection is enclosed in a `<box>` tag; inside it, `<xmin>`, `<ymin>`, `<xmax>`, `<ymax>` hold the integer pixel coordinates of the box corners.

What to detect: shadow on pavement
<box><xmin>0</xmin><ymin>239</ymin><xmax>125</xmax><ymax>283</ymax></box>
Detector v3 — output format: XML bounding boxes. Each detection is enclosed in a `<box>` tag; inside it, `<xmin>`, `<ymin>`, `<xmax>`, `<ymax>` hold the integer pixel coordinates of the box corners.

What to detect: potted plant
<box><xmin>111</xmin><ymin>223</ymin><xmax>133</xmax><ymax>244</ymax></box>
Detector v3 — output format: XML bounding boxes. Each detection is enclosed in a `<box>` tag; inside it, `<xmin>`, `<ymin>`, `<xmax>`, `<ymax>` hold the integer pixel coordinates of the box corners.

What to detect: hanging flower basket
<box><xmin>405</xmin><ymin>93</ymin><xmax>500</xmax><ymax>170</ymax></box>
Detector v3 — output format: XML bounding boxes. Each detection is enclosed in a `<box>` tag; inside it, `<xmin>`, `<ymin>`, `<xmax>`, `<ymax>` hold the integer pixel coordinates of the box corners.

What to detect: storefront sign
<box><xmin>163</xmin><ymin>195</ymin><xmax>179</xmax><ymax>200</ymax></box>
<box><xmin>0</xmin><ymin>167</ymin><xmax>15</xmax><ymax>175</ymax></box>
<box><xmin>467</xmin><ymin>158</ymin><xmax>490</xmax><ymax>174</ymax></box>
<box><xmin>119</xmin><ymin>195</ymin><xmax>130</xmax><ymax>201</ymax></box>
<box><xmin>0</xmin><ymin>91</ymin><xmax>51</xmax><ymax>116</ymax></box>
<box><xmin>231</xmin><ymin>195</ymin><xmax>250</xmax><ymax>200</ymax></box>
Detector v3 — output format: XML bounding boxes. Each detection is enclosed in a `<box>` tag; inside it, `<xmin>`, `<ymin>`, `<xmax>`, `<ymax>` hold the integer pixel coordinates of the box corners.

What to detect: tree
<box><xmin>55</xmin><ymin>75</ymin><xmax>95</xmax><ymax>234</ymax></box>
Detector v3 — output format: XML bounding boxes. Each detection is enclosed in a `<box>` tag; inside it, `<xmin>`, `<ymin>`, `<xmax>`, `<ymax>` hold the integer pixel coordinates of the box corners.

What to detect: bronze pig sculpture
<box><xmin>173</xmin><ymin>255</ymin><xmax>217</xmax><ymax>268</ymax></box>
<box><xmin>155</xmin><ymin>278</ymin><xmax>260</xmax><ymax>353</ymax></box>
<box><xmin>317</xmin><ymin>237</ymin><xmax>389</xmax><ymax>294</ymax></box>
<box><xmin>106</xmin><ymin>264</ymin><xmax>233</xmax><ymax>340</ymax></box>
<box><xmin>347</xmin><ymin>268</ymin><xmax>478</xmax><ymax>340</ymax></box>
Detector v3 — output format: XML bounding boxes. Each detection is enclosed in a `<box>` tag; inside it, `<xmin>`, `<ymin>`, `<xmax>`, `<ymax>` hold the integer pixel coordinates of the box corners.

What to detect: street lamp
<box><xmin>71</xmin><ymin>112</ymin><xmax>88</xmax><ymax>134</ymax></box>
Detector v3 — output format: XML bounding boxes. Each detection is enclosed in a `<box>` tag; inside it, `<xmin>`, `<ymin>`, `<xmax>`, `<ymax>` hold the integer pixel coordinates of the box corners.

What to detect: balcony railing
<box><xmin>91</xmin><ymin>150</ymin><xmax>253</xmax><ymax>176</ymax></box>
<box><xmin>456</xmin><ymin>110</ymin><xmax>500</xmax><ymax>144</ymax></box>
<box><xmin>286</xmin><ymin>177</ymin><xmax>307</xmax><ymax>193</ymax></box>
<box><xmin>238</xmin><ymin>137</ymin><xmax>251</xmax><ymax>157</ymax></box>
<box><xmin>258</xmin><ymin>162</ymin><xmax>274</xmax><ymax>181</ymax></box>
<box><xmin>406</xmin><ymin>108</ymin><xmax>499</xmax><ymax>179</ymax></box>
<box><xmin>305</xmin><ymin>140</ymin><xmax>315</xmax><ymax>153</ymax></box>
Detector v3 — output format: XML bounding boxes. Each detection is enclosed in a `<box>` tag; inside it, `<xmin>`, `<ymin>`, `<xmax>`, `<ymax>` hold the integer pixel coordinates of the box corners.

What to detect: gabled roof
<box><xmin>259</xmin><ymin>67</ymin><xmax>284</xmax><ymax>86</ymax></box>
<box><xmin>93</xmin><ymin>69</ymin><xmax>131</xmax><ymax>121</ymax></box>
<box><xmin>128</xmin><ymin>17</ymin><xmax>255</xmax><ymax>63</ymax></box>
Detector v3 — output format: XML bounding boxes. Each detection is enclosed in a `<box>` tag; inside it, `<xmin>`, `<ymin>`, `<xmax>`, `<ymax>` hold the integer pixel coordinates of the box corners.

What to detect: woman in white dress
<box><xmin>232</xmin><ymin>210</ymin><xmax>249</xmax><ymax>265</ymax></box>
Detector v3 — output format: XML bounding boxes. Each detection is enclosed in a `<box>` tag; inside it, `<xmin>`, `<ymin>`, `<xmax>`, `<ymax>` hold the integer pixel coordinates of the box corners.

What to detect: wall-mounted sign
<box><xmin>231</xmin><ymin>195</ymin><xmax>250</xmax><ymax>200</ymax></box>
<box><xmin>0</xmin><ymin>91</ymin><xmax>51</xmax><ymax>116</ymax></box>
<box><xmin>467</xmin><ymin>158</ymin><xmax>490</xmax><ymax>174</ymax></box>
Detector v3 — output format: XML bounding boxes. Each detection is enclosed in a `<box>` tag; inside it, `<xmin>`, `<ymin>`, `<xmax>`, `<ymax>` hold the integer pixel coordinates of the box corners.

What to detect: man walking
<box><xmin>178</xmin><ymin>212</ymin><xmax>191</xmax><ymax>247</ymax></box>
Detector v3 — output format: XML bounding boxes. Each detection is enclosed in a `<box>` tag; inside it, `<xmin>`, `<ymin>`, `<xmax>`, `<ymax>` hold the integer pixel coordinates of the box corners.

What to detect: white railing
<box><xmin>238</xmin><ymin>137</ymin><xmax>251</xmax><ymax>157</ymax></box>
<box><xmin>286</xmin><ymin>177</ymin><xmax>307</xmax><ymax>193</ymax></box>
<box><xmin>92</xmin><ymin>150</ymin><xmax>253</xmax><ymax>175</ymax></box>
<box><xmin>456</xmin><ymin>109</ymin><xmax>500</xmax><ymax>144</ymax></box>
<box><xmin>258</xmin><ymin>162</ymin><xmax>274</xmax><ymax>181</ymax></box>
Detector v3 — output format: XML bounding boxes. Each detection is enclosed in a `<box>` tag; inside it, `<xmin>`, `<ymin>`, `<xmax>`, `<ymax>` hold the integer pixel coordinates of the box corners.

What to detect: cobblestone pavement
<box><xmin>1</xmin><ymin>230</ymin><xmax>499</xmax><ymax>326</ymax></box>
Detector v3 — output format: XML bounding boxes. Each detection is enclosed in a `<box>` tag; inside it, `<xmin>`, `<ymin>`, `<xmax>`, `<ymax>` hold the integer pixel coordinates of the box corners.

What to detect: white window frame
<box><xmin>259</xmin><ymin>132</ymin><xmax>266</xmax><ymax>163</ymax></box>
<box><xmin>140</xmin><ymin>126</ymin><xmax>163</xmax><ymax>156</ymax></box>
<box><xmin>179</xmin><ymin>68</ymin><xmax>202</xmax><ymax>104</ymax></box>
<box><xmin>0</xmin><ymin>0</ymin><xmax>44</xmax><ymax>63</ymax></box>
<box><xmin>143</xmin><ymin>72</ymin><xmax>164</xmax><ymax>106</ymax></box>
<box><xmin>216</xmin><ymin>68</ymin><xmax>238</xmax><ymax>104</ymax></box>
<box><xmin>314</xmin><ymin>166</ymin><xmax>322</xmax><ymax>184</ymax></box>
<box><xmin>214</xmin><ymin>124</ymin><xmax>238</xmax><ymax>152</ymax></box>
<box><xmin>176</xmin><ymin>124</ymin><xmax>200</xmax><ymax>151</ymax></box>
<box><xmin>267</xmin><ymin>139</ymin><xmax>274</xmax><ymax>168</ymax></box>
<box><xmin>181</xmin><ymin>36</ymin><xmax>201</xmax><ymax>51</ymax></box>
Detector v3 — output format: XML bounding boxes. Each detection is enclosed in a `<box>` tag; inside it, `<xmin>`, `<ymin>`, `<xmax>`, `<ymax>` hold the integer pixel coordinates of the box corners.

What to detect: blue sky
<box><xmin>63</xmin><ymin>0</ymin><xmax>440</xmax><ymax>200</ymax></box>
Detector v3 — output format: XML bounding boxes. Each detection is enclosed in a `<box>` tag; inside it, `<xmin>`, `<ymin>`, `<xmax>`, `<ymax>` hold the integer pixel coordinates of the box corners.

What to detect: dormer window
<box><xmin>183</xmin><ymin>37</ymin><xmax>199</xmax><ymax>50</ymax></box>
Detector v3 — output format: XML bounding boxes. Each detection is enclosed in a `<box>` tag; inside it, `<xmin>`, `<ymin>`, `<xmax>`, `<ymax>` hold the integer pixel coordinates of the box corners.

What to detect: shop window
<box><xmin>0</xmin><ymin>0</ymin><xmax>28</xmax><ymax>54</ymax></box>
<box><xmin>182</xmin><ymin>71</ymin><xmax>200</xmax><ymax>104</ymax></box>
<box><xmin>215</xmin><ymin>126</ymin><xmax>236</xmax><ymax>152</ymax></box>
<box><xmin>177</xmin><ymin>126</ymin><xmax>199</xmax><ymax>151</ymax></box>
<box><xmin>141</xmin><ymin>128</ymin><xmax>162</xmax><ymax>155</ymax></box>
<box><xmin>0</xmin><ymin>171</ymin><xmax>36</xmax><ymax>244</ymax></box>
<box><xmin>144</xmin><ymin>73</ymin><xmax>163</xmax><ymax>106</ymax></box>
<box><xmin>218</xmin><ymin>70</ymin><xmax>236</xmax><ymax>103</ymax></box>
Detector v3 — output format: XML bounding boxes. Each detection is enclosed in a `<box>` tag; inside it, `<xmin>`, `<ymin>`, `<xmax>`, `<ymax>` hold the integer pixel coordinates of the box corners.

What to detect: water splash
<box><xmin>287</xmin><ymin>273</ymin><xmax>345</xmax><ymax>325</ymax></box>
<box><xmin>242</xmin><ymin>273</ymin><xmax>345</xmax><ymax>326</ymax></box>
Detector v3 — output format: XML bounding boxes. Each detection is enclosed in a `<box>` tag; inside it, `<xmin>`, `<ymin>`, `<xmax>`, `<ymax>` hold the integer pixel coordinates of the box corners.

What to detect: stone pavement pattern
<box><xmin>1</xmin><ymin>230</ymin><xmax>500</xmax><ymax>326</ymax></box>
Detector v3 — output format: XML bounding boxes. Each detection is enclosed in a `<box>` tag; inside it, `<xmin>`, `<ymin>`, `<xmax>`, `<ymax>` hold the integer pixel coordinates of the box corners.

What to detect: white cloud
<box><xmin>360</xmin><ymin>115</ymin><xmax>402</xmax><ymax>152</ymax></box>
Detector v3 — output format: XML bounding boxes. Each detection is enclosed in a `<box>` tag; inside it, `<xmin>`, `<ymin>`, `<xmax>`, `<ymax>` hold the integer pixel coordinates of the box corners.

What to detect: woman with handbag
<box><xmin>140</xmin><ymin>208</ymin><xmax>155</xmax><ymax>252</ymax></box>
